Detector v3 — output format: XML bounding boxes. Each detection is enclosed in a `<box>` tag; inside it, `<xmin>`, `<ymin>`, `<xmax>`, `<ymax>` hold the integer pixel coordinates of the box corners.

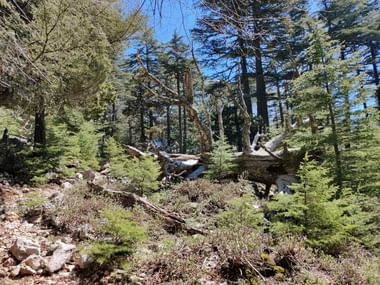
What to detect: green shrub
<box><xmin>107</xmin><ymin>137</ymin><xmax>160</xmax><ymax>194</ymax></box>
<box><xmin>83</xmin><ymin>206</ymin><xmax>145</xmax><ymax>265</ymax></box>
<box><xmin>124</xmin><ymin>156</ymin><xmax>160</xmax><ymax>194</ymax></box>
<box><xmin>206</xmin><ymin>138</ymin><xmax>236</xmax><ymax>180</ymax></box>
<box><xmin>25</xmin><ymin>116</ymin><xmax>100</xmax><ymax>184</ymax></box>
<box><xmin>19</xmin><ymin>191</ymin><xmax>47</xmax><ymax>215</ymax></box>
<box><xmin>216</xmin><ymin>194</ymin><xmax>263</xmax><ymax>230</ymax></box>
<box><xmin>267</xmin><ymin>156</ymin><xmax>374</xmax><ymax>254</ymax></box>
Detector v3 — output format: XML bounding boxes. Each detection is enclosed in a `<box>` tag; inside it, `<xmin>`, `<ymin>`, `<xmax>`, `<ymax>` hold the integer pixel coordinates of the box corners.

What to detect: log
<box><xmin>234</xmin><ymin>148</ymin><xmax>302</xmax><ymax>185</ymax></box>
<box><xmin>87</xmin><ymin>182</ymin><xmax>205</xmax><ymax>235</ymax></box>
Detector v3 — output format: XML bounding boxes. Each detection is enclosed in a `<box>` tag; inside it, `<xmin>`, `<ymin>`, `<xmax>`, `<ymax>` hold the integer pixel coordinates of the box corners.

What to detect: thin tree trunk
<box><xmin>217</xmin><ymin>98</ymin><xmax>224</xmax><ymax>141</ymax></box>
<box><xmin>149</xmin><ymin>110</ymin><xmax>154</xmax><ymax>140</ymax></box>
<box><xmin>276</xmin><ymin>79</ymin><xmax>284</xmax><ymax>128</ymax></box>
<box><xmin>183</xmin><ymin>107</ymin><xmax>187</xmax><ymax>153</ymax></box>
<box><xmin>322</xmin><ymin>59</ymin><xmax>343</xmax><ymax>191</ymax></box>
<box><xmin>177</xmin><ymin>72</ymin><xmax>183</xmax><ymax>152</ymax></box>
<box><xmin>369</xmin><ymin>42</ymin><xmax>380</xmax><ymax>110</ymax></box>
<box><xmin>139</xmin><ymin>86</ymin><xmax>146</xmax><ymax>143</ymax></box>
<box><xmin>234</xmin><ymin>107</ymin><xmax>243</xmax><ymax>151</ymax></box>
<box><xmin>252</xmin><ymin>1</ymin><xmax>269</xmax><ymax>132</ymax></box>
<box><xmin>34</xmin><ymin>96</ymin><xmax>46</xmax><ymax>147</ymax></box>
<box><xmin>166</xmin><ymin>105</ymin><xmax>171</xmax><ymax>142</ymax></box>
<box><xmin>239</xmin><ymin>38</ymin><xmax>253</xmax><ymax>117</ymax></box>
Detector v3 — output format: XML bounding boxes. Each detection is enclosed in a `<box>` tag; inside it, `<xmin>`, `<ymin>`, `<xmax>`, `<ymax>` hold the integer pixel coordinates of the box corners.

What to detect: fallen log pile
<box><xmin>123</xmin><ymin>132</ymin><xmax>303</xmax><ymax>193</ymax></box>
<box><xmin>88</xmin><ymin>181</ymin><xmax>205</xmax><ymax>235</ymax></box>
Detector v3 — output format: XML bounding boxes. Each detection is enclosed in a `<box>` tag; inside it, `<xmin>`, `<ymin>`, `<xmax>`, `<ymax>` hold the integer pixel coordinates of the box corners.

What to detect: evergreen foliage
<box><xmin>26</xmin><ymin>115</ymin><xmax>100</xmax><ymax>184</ymax></box>
<box><xmin>83</xmin><ymin>206</ymin><xmax>145</xmax><ymax>265</ymax></box>
<box><xmin>206</xmin><ymin>138</ymin><xmax>236</xmax><ymax>180</ymax></box>
<box><xmin>268</xmin><ymin>156</ymin><xmax>374</xmax><ymax>254</ymax></box>
<box><xmin>107</xmin><ymin>137</ymin><xmax>160</xmax><ymax>194</ymax></box>
<box><xmin>216</xmin><ymin>194</ymin><xmax>263</xmax><ymax>230</ymax></box>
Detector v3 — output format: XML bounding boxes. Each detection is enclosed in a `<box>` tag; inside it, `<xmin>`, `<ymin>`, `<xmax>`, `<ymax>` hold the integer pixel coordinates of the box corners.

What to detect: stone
<box><xmin>5</xmin><ymin>211</ymin><xmax>19</xmax><ymax>222</ymax></box>
<box><xmin>62</xmin><ymin>182</ymin><xmax>73</xmax><ymax>190</ymax></box>
<box><xmin>275</xmin><ymin>175</ymin><xmax>298</xmax><ymax>194</ymax></box>
<box><xmin>46</xmin><ymin>241</ymin><xmax>75</xmax><ymax>273</ymax></box>
<box><xmin>83</xmin><ymin>170</ymin><xmax>96</xmax><ymax>181</ymax></box>
<box><xmin>202</xmin><ymin>255</ymin><xmax>219</xmax><ymax>270</ymax></box>
<box><xmin>75</xmin><ymin>252</ymin><xmax>94</xmax><ymax>269</ymax></box>
<box><xmin>10</xmin><ymin>237</ymin><xmax>40</xmax><ymax>261</ymax></box>
<box><xmin>23</xmin><ymin>254</ymin><xmax>44</xmax><ymax>270</ymax></box>
<box><xmin>0</xmin><ymin>267</ymin><xmax>7</xmax><ymax>278</ymax></box>
<box><xmin>19</xmin><ymin>264</ymin><xmax>36</xmax><ymax>276</ymax></box>
<box><xmin>10</xmin><ymin>266</ymin><xmax>20</xmax><ymax>277</ymax></box>
<box><xmin>75</xmin><ymin>173</ymin><xmax>83</xmax><ymax>180</ymax></box>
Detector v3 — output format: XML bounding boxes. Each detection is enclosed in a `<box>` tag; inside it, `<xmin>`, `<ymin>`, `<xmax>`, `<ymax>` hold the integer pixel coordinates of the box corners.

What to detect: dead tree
<box><xmin>137</xmin><ymin>56</ymin><xmax>213</xmax><ymax>152</ymax></box>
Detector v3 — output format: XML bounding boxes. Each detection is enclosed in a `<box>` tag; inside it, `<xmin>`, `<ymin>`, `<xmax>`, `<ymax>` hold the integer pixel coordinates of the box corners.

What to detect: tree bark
<box><xmin>234</xmin><ymin>107</ymin><xmax>243</xmax><ymax>151</ymax></box>
<box><xmin>252</xmin><ymin>1</ymin><xmax>269</xmax><ymax>132</ymax></box>
<box><xmin>177</xmin><ymin>72</ymin><xmax>183</xmax><ymax>153</ymax></box>
<box><xmin>34</xmin><ymin>96</ymin><xmax>46</xmax><ymax>147</ymax></box>
<box><xmin>369</xmin><ymin>42</ymin><xmax>380</xmax><ymax>110</ymax></box>
<box><xmin>239</xmin><ymin>38</ymin><xmax>253</xmax><ymax>117</ymax></box>
<box><xmin>139</xmin><ymin>86</ymin><xmax>146</xmax><ymax>143</ymax></box>
<box><xmin>183</xmin><ymin>107</ymin><xmax>187</xmax><ymax>153</ymax></box>
<box><xmin>217</xmin><ymin>98</ymin><xmax>224</xmax><ymax>140</ymax></box>
<box><xmin>88</xmin><ymin>182</ymin><xmax>205</xmax><ymax>235</ymax></box>
<box><xmin>166</xmin><ymin>105</ymin><xmax>171</xmax><ymax>142</ymax></box>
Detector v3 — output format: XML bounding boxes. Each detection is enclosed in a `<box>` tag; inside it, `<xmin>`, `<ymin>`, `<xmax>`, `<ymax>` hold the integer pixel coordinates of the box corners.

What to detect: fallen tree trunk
<box><xmin>234</xmin><ymin>148</ymin><xmax>302</xmax><ymax>185</ymax></box>
<box><xmin>88</xmin><ymin>182</ymin><xmax>205</xmax><ymax>235</ymax></box>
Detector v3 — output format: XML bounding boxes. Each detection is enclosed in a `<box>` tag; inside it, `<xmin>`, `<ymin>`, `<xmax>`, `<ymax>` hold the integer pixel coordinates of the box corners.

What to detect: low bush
<box><xmin>82</xmin><ymin>206</ymin><xmax>145</xmax><ymax>265</ymax></box>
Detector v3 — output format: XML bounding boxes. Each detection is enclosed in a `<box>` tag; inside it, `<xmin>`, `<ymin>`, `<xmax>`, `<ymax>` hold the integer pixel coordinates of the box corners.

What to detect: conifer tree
<box><xmin>268</xmin><ymin>156</ymin><xmax>374</xmax><ymax>254</ymax></box>
<box><xmin>291</xmin><ymin>19</ymin><xmax>374</xmax><ymax>191</ymax></box>
<box><xmin>206</xmin><ymin>138</ymin><xmax>236</xmax><ymax>180</ymax></box>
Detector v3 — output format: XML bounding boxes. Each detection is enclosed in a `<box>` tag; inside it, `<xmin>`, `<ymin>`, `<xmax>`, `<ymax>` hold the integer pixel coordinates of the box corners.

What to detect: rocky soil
<box><xmin>0</xmin><ymin>181</ymin><xmax>85</xmax><ymax>285</ymax></box>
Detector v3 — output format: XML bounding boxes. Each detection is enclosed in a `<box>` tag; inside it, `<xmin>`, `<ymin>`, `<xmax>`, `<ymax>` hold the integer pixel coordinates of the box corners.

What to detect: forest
<box><xmin>0</xmin><ymin>0</ymin><xmax>379</xmax><ymax>284</ymax></box>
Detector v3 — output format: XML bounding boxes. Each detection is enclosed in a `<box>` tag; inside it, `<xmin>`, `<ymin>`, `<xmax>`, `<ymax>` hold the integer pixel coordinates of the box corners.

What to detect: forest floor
<box><xmin>0</xmin><ymin>175</ymin><xmax>378</xmax><ymax>285</ymax></box>
<box><xmin>0</xmin><ymin>183</ymin><xmax>81</xmax><ymax>285</ymax></box>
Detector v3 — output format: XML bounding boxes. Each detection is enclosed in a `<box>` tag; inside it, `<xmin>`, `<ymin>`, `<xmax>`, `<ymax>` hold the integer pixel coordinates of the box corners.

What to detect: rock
<box><xmin>64</xmin><ymin>264</ymin><xmax>76</xmax><ymax>272</ymax></box>
<box><xmin>75</xmin><ymin>173</ymin><xmax>83</xmax><ymax>180</ymax></box>
<box><xmin>75</xmin><ymin>252</ymin><xmax>94</xmax><ymax>269</ymax></box>
<box><xmin>83</xmin><ymin>170</ymin><xmax>96</xmax><ymax>181</ymax></box>
<box><xmin>3</xmin><ymin>257</ymin><xmax>17</xmax><ymax>267</ymax></box>
<box><xmin>46</xmin><ymin>241</ymin><xmax>75</xmax><ymax>273</ymax></box>
<box><xmin>19</xmin><ymin>264</ymin><xmax>36</xmax><ymax>276</ymax></box>
<box><xmin>10</xmin><ymin>266</ymin><xmax>20</xmax><ymax>277</ymax></box>
<box><xmin>48</xmin><ymin>192</ymin><xmax>64</xmax><ymax>205</ymax></box>
<box><xmin>10</xmin><ymin>237</ymin><xmax>40</xmax><ymax>261</ymax></box>
<box><xmin>62</xmin><ymin>182</ymin><xmax>73</xmax><ymax>190</ymax></box>
<box><xmin>275</xmin><ymin>175</ymin><xmax>297</xmax><ymax>194</ymax></box>
<box><xmin>23</xmin><ymin>254</ymin><xmax>44</xmax><ymax>270</ymax></box>
<box><xmin>5</xmin><ymin>211</ymin><xmax>19</xmax><ymax>222</ymax></box>
<box><xmin>202</xmin><ymin>255</ymin><xmax>219</xmax><ymax>270</ymax></box>
<box><xmin>0</xmin><ymin>267</ymin><xmax>7</xmax><ymax>278</ymax></box>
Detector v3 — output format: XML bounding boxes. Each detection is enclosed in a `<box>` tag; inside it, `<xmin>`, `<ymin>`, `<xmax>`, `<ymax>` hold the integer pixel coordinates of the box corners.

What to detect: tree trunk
<box><xmin>166</xmin><ymin>105</ymin><xmax>171</xmax><ymax>142</ymax></box>
<box><xmin>217</xmin><ymin>98</ymin><xmax>224</xmax><ymax>140</ymax></box>
<box><xmin>276</xmin><ymin>79</ymin><xmax>284</xmax><ymax>128</ymax></box>
<box><xmin>177</xmin><ymin>72</ymin><xmax>183</xmax><ymax>152</ymax></box>
<box><xmin>239</xmin><ymin>38</ymin><xmax>253</xmax><ymax>117</ymax></box>
<box><xmin>34</xmin><ymin>96</ymin><xmax>46</xmax><ymax>147</ymax></box>
<box><xmin>139</xmin><ymin>86</ymin><xmax>146</xmax><ymax>143</ymax></box>
<box><xmin>234</xmin><ymin>107</ymin><xmax>243</xmax><ymax>151</ymax></box>
<box><xmin>183</xmin><ymin>107</ymin><xmax>187</xmax><ymax>152</ymax></box>
<box><xmin>369</xmin><ymin>42</ymin><xmax>380</xmax><ymax>110</ymax></box>
<box><xmin>252</xmin><ymin>1</ymin><xmax>269</xmax><ymax>132</ymax></box>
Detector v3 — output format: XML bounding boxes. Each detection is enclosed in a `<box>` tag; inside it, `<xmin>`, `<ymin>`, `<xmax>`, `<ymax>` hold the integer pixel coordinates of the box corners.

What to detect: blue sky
<box><xmin>129</xmin><ymin>0</ymin><xmax>320</xmax><ymax>45</ymax></box>
<box><xmin>141</xmin><ymin>0</ymin><xmax>198</xmax><ymax>44</ymax></box>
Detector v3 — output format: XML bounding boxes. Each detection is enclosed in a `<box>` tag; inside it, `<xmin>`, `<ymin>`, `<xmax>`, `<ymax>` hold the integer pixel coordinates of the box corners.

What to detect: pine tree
<box><xmin>268</xmin><ymin>156</ymin><xmax>373</xmax><ymax>254</ymax></box>
<box><xmin>206</xmin><ymin>138</ymin><xmax>236</xmax><ymax>180</ymax></box>
<box><xmin>291</xmin><ymin>19</ymin><xmax>374</xmax><ymax>191</ymax></box>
